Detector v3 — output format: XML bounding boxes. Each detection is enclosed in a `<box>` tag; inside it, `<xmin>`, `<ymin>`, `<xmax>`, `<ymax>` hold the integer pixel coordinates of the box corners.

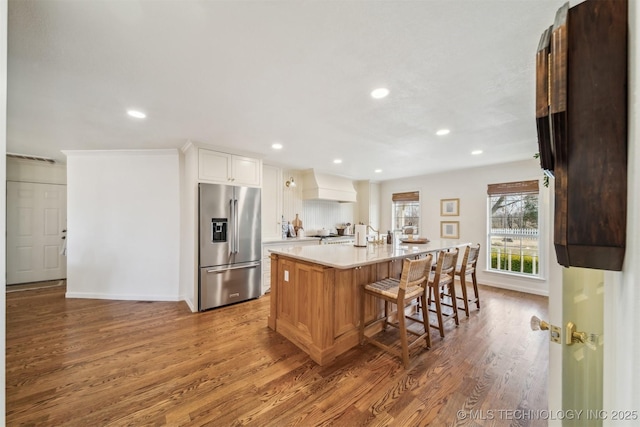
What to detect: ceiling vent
<box><xmin>301</xmin><ymin>169</ymin><xmax>357</xmax><ymax>203</ymax></box>
<box><xmin>7</xmin><ymin>153</ymin><xmax>56</xmax><ymax>164</ymax></box>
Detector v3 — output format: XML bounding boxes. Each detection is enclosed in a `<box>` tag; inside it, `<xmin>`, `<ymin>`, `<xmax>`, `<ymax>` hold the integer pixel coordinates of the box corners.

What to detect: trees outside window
<box><xmin>487</xmin><ymin>181</ymin><xmax>541</xmax><ymax>277</ymax></box>
<box><xmin>392</xmin><ymin>191</ymin><xmax>419</xmax><ymax>236</ymax></box>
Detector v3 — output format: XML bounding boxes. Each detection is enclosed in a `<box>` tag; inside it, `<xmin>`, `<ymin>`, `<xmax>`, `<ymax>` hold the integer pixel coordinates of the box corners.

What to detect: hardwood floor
<box><xmin>6</xmin><ymin>283</ymin><xmax>549</xmax><ymax>426</ymax></box>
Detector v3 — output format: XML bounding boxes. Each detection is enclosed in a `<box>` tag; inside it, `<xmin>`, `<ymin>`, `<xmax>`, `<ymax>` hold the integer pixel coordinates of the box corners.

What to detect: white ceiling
<box><xmin>7</xmin><ymin>0</ymin><xmax>570</xmax><ymax>181</ymax></box>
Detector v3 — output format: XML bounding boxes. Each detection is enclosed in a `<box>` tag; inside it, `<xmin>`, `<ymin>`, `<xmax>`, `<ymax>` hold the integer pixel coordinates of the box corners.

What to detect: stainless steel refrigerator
<box><xmin>199</xmin><ymin>183</ymin><xmax>261</xmax><ymax>311</ymax></box>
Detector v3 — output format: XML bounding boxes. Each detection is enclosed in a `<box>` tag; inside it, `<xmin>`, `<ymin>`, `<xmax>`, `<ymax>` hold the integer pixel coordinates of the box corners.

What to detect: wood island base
<box><xmin>267</xmin><ymin>252</ymin><xmax>403</xmax><ymax>365</ymax></box>
<box><xmin>266</xmin><ymin>241</ymin><xmax>467</xmax><ymax>365</ymax></box>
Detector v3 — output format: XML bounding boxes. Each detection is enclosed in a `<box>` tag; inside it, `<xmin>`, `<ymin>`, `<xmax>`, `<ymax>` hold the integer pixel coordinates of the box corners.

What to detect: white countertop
<box><xmin>268</xmin><ymin>239</ymin><xmax>470</xmax><ymax>269</ymax></box>
<box><xmin>263</xmin><ymin>237</ymin><xmax>320</xmax><ymax>244</ymax></box>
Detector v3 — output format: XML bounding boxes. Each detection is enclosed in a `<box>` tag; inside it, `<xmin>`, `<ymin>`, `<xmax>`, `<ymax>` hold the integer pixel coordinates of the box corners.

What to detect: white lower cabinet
<box><xmin>261</xmin><ymin>239</ymin><xmax>319</xmax><ymax>294</ymax></box>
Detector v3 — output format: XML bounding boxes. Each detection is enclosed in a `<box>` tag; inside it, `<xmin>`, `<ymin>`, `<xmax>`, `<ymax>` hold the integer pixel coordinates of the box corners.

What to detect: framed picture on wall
<box><xmin>440</xmin><ymin>221</ymin><xmax>460</xmax><ymax>239</ymax></box>
<box><xmin>440</xmin><ymin>198</ymin><xmax>460</xmax><ymax>216</ymax></box>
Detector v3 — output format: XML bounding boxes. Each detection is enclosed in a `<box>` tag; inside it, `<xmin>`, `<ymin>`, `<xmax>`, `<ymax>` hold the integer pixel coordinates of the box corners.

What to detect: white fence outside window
<box><xmin>489</xmin><ymin>230</ymin><xmax>540</xmax><ymax>276</ymax></box>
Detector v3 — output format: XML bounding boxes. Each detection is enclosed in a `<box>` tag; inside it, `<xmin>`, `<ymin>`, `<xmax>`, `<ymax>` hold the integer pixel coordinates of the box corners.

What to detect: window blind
<box><xmin>392</xmin><ymin>191</ymin><xmax>420</xmax><ymax>202</ymax></box>
<box><xmin>487</xmin><ymin>180</ymin><xmax>539</xmax><ymax>196</ymax></box>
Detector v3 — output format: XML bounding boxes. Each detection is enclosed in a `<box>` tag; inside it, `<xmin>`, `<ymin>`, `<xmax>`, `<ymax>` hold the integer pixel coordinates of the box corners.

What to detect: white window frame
<box><xmin>486</xmin><ymin>180</ymin><xmax>543</xmax><ymax>279</ymax></box>
<box><xmin>392</xmin><ymin>191</ymin><xmax>420</xmax><ymax>236</ymax></box>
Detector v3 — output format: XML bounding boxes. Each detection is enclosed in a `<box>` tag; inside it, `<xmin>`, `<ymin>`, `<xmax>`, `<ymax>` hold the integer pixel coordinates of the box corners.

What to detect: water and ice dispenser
<box><xmin>211</xmin><ymin>218</ymin><xmax>227</xmax><ymax>243</ymax></box>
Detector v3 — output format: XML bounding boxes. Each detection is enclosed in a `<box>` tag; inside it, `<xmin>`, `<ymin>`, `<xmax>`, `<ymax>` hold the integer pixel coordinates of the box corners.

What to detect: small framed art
<box><xmin>440</xmin><ymin>198</ymin><xmax>459</xmax><ymax>216</ymax></box>
<box><xmin>440</xmin><ymin>221</ymin><xmax>460</xmax><ymax>239</ymax></box>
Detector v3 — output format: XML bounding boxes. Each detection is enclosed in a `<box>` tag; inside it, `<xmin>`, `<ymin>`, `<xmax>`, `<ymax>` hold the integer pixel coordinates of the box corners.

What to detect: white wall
<box><xmin>380</xmin><ymin>158</ymin><xmax>561</xmax><ymax>296</ymax></box>
<box><xmin>604</xmin><ymin>0</ymin><xmax>640</xmax><ymax>422</ymax></box>
<box><xmin>355</xmin><ymin>180</ymin><xmax>381</xmax><ymax>232</ymax></box>
<box><xmin>179</xmin><ymin>143</ymin><xmax>198</xmax><ymax>311</ymax></box>
<box><xmin>65</xmin><ymin>150</ymin><xmax>181</xmax><ymax>301</ymax></box>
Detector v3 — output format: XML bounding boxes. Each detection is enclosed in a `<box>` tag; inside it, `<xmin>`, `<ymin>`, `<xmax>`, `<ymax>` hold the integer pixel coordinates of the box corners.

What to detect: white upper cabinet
<box><xmin>231</xmin><ymin>155</ymin><xmax>262</xmax><ymax>187</ymax></box>
<box><xmin>261</xmin><ymin>164</ymin><xmax>283</xmax><ymax>240</ymax></box>
<box><xmin>198</xmin><ymin>148</ymin><xmax>262</xmax><ymax>187</ymax></box>
<box><xmin>198</xmin><ymin>149</ymin><xmax>230</xmax><ymax>182</ymax></box>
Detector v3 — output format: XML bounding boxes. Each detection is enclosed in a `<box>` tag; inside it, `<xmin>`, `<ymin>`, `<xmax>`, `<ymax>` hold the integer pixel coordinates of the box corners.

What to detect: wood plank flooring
<box><xmin>6</xmin><ymin>283</ymin><xmax>549</xmax><ymax>426</ymax></box>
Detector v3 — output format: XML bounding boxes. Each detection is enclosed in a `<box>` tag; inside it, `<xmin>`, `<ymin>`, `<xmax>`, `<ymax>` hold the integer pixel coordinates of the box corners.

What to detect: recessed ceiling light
<box><xmin>127</xmin><ymin>110</ymin><xmax>146</xmax><ymax>119</ymax></box>
<box><xmin>436</xmin><ymin>129</ymin><xmax>450</xmax><ymax>136</ymax></box>
<box><xmin>471</xmin><ymin>150</ymin><xmax>483</xmax><ymax>155</ymax></box>
<box><xmin>271</xmin><ymin>143</ymin><xmax>283</xmax><ymax>150</ymax></box>
<box><xmin>371</xmin><ymin>88</ymin><xmax>389</xmax><ymax>99</ymax></box>
<box><xmin>374</xmin><ymin>169</ymin><xmax>382</xmax><ymax>173</ymax></box>
<box><xmin>333</xmin><ymin>159</ymin><xmax>343</xmax><ymax>164</ymax></box>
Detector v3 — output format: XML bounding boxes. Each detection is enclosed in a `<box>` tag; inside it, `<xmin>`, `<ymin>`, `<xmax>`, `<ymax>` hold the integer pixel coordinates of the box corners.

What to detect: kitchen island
<box><xmin>267</xmin><ymin>240</ymin><xmax>469</xmax><ymax>365</ymax></box>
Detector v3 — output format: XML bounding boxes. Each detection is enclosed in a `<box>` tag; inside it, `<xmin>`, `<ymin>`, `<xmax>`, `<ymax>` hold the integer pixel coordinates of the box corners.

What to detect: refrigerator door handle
<box><xmin>234</xmin><ymin>199</ymin><xmax>239</xmax><ymax>253</ymax></box>
<box><xmin>207</xmin><ymin>263</ymin><xmax>260</xmax><ymax>274</ymax></box>
<box><xmin>229</xmin><ymin>199</ymin><xmax>236</xmax><ymax>254</ymax></box>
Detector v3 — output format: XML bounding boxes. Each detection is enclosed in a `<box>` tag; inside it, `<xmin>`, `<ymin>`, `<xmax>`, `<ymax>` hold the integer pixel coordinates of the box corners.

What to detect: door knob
<box><xmin>530</xmin><ymin>315</ymin><xmax>549</xmax><ymax>331</ymax></box>
<box><xmin>531</xmin><ymin>315</ymin><xmax>561</xmax><ymax>344</ymax></box>
<box><xmin>566</xmin><ymin>322</ymin><xmax>600</xmax><ymax>350</ymax></box>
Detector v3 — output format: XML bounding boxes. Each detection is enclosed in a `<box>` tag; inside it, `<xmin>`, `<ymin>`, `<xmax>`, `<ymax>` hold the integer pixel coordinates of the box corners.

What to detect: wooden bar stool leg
<box><xmin>472</xmin><ymin>271</ymin><xmax>480</xmax><ymax>310</ymax></box>
<box><xmin>383</xmin><ymin>301</ymin><xmax>389</xmax><ymax>330</ymax></box>
<box><xmin>448</xmin><ymin>282</ymin><xmax>459</xmax><ymax>326</ymax></box>
<box><xmin>359</xmin><ymin>285</ymin><xmax>366</xmax><ymax>345</ymax></box>
<box><xmin>431</xmin><ymin>283</ymin><xmax>445</xmax><ymax>338</ymax></box>
<box><xmin>420</xmin><ymin>293</ymin><xmax>431</xmax><ymax>349</ymax></box>
<box><xmin>459</xmin><ymin>274</ymin><xmax>470</xmax><ymax>317</ymax></box>
<box><xmin>397</xmin><ymin>303</ymin><xmax>410</xmax><ymax>369</ymax></box>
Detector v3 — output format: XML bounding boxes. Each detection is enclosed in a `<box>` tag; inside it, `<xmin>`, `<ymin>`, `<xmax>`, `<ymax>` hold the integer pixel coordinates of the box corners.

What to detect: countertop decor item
<box><xmin>354</xmin><ymin>224</ymin><xmax>368</xmax><ymax>247</ymax></box>
<box><xmin>292</xmin><ymin>214</ymin><xmax>302</xmax><ymax>234</ymax></box>
<box><xmin>400</xmin><ymin>238</ymin><xmax>429</xmax><ymax>244</ymax></box>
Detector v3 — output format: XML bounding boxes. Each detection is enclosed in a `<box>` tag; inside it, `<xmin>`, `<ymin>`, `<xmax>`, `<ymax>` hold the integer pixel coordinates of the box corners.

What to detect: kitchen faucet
<box><xmin>366</xmin><ymin>225</ymin><xmax>382</xmax><ymax>244</ymax></box>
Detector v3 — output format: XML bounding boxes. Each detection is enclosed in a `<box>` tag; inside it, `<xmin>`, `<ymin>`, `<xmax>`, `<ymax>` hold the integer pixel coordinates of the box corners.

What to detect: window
<box><xmin>392</xmin><ymin>191</ymin><xmax>420</xmax><ymax>236</ymax></box>
<box><xmin>487</xmin><ymin>180</ymin><xmax>540</xmax><ymax>277</ymax></box>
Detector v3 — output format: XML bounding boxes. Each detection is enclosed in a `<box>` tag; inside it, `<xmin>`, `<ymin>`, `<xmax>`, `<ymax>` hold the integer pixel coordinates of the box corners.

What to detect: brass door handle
<box><xmin>566</xmin><ymin>322</ymin><xmax>600</xmax><ymax>350</ymax></box>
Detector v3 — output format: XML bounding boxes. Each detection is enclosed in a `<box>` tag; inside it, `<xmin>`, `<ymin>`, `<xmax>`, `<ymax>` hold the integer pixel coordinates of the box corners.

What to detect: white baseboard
<box><xmin>182</xmin><ymin>296</ymin><xmax>196</xmax><ymax>312</ymax></box>
<box><xmin>478</xmin><ymin>280</ymin><xmax>549</xmax><ymax>297</ymax></box>
<box><xmin>65</xmin><ymin>292</ymin><xmax>180</xmax><ymax>301</ymax></box>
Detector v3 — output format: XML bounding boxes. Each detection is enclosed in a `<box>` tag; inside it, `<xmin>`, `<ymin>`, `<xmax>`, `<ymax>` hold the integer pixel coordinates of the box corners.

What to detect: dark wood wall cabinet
<box><xmin>536</xmin><ymin>0</ymin><xmax>628</xmax><ymax>271</ymax></box>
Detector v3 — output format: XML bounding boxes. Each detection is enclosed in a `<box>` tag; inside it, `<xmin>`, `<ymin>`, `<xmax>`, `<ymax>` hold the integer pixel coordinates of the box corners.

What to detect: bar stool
<box><xmin>455</xmin><ymin>243</ymin><xmax>481</xmax><ymax>317</ymax></box>
<box><xmin>359</xmin><ymin>255</ymin><xmax>433</xmax><ymax>369</ymax></box>
<box><xmin>427</xmin><ymin>248</ymin><xmax>459</xmax><ymax>338</ymax></box>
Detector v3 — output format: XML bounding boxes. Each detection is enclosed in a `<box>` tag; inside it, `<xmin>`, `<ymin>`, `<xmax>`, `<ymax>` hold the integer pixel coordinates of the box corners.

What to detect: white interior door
<box><xmin>546</xmin><ymin>266</ymin><xmax>604</xmax><ymax>426</ymax></box>
<box><xmin>6</xmin><ymin>181</ymin><xmax>67</xmax><ymax>284</ymax></box>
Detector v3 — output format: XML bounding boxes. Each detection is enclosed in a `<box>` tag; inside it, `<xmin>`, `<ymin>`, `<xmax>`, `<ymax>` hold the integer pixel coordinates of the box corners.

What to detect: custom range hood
<box><xmin>301</xmin><ymin>169</ymin><xmax>357</xmax><ymax>203</ymax></box>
